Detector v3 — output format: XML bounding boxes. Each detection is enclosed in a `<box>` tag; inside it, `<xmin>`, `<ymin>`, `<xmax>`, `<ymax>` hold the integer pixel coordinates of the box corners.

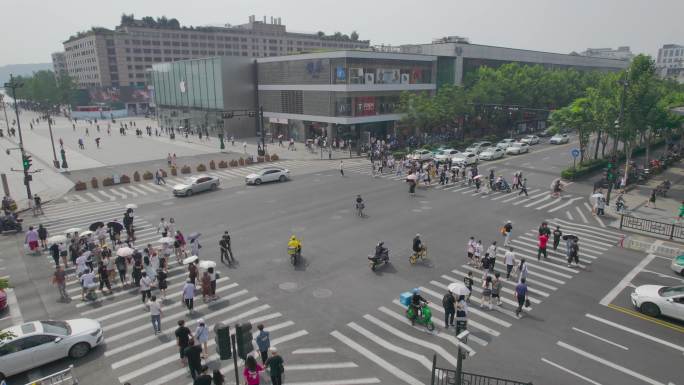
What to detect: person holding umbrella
<box><xmin>406</xmin><ymin>172</ymin><xmax>417</xmax><ymax>195</ymax></box>
<box><xmin>189</xmin><ymin>233</ymin><xmax>201</xmax><ymax>257</ymax></box>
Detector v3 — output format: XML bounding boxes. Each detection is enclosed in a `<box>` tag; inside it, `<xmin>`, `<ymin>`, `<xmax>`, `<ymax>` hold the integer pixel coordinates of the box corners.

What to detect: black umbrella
<box><xmin>562</xmin><ymin>234</ymin><xmax>579</xmax><ymax>241</ymax></box>
<box><xmin>107</xmin><ymin>221</ymin><xmax>124</xmax><ymax>233</ymax></box>
<box><xmin>89</xmin><ymin>221</ymin><xmax>105</xmax><ymax>232</ymax></box>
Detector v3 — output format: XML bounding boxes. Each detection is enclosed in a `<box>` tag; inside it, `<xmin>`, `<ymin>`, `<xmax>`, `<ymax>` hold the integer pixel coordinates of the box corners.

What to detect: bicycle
<box><xmin>409</xmin><ymin>246</ymin><xmax>428</xmax><ymax>265</ymax></box>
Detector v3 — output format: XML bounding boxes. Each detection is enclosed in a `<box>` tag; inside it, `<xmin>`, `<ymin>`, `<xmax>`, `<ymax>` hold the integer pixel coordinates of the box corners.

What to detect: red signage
<box><xmin>355</xmin><ymin>96</ymin><xmax>376</xmax><ymax>116</ymax></box>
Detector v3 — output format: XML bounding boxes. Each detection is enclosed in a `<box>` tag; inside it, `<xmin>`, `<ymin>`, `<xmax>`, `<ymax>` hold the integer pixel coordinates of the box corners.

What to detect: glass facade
<box><xmin>331</xmin><ymin>58</ymin><xmax>433</xmax><ymax>85</ymax></box>
<box><xmin>150</xmin><ymin>57</ymin><xmax>224</xmax><ymax>110</ymax></box>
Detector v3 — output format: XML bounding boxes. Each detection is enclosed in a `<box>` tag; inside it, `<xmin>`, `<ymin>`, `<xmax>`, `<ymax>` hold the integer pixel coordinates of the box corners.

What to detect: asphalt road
<box><xmin>2</xmin><ymin>136</ymin><xmax>682</xmax><ymax>385</ymax></box>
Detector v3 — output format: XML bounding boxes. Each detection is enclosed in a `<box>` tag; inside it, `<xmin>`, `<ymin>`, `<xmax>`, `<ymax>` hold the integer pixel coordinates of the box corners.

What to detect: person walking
<box><xmin>568</xmin><ymin>239</ymin><xmax>580</xmax><ymax>267</ymax></box>
<box><xmin>442</xmin><ymin>289</ymin><xmax>456</xmax><ymax>328</ymax></box>
<box><xmin>466</xmin><ymin>237</ymin><xmax>476</xmax><ymax>266</ymax></box>
<box><xmin>339</xmin><ymin>160</ymin><xmax>344</xmax><ymax>176</ymax></box>
<box><xmin>115</xmin><ymin>253</ymin><xmax>128</xmax><ymax>288</ymax></box>
<box><xmin>501</xmin><ymin>220</ymin><xmax>513</xmax><ymax>247</ymax></box>
<box><xmin>38</xmin><ymin>224</ymin><xmax>48</xmax><ymax>250</ymax></box>
<box><xmin>188</xmin><ymin>261</ymin><xmax>198</xmax><ymax>286</ymax></box>
<box><xmin>492</xmin><ymin>272</ymin><xmax>503</xmax><ymax>306</ymax></box>
<box><xmin>646</xmin><ymin>189</ymin><xmax>657</xmax><ymax>208</ymax></box>
<box><xmin>552</xmin><ymin>226</ymin><xmax>563</xmax><ymax>250</ymax></box>
<box><xmin>157</xmin><ymin>266</ymin><xmax>168</xmax><ymax>300</ymax></box>
<box><xmin>149</xmin><ymin>295</ymin><xmax>162</xmax><ymax>334</ymax></box>
<box><xmin>182</xmin><ymin>279</ymin><xmax>195</xmax><ymax>314</ymax></box>
<box><xmin>25</xmin><ymin>226</ymin><xmax>40</xmax><ymax>255</ymax></box>
<box><xmin>463</xmin><ymin>271</ymin><xmax>474</xmax><ymax>303</ymax></box>
<box><xmin>243</xmin><ymin>355</ymin><xmax>264</xmax><ymax>385</ymax></box>
<box><xmin>517</xmin><ymin>258</ymin><xmax>529</xmax><ymax>283</ymax></box>
<box><xmin>518</xmin><ymin>178</ymin><xmax>528</xmax><ymax>196</ymax></box>
<box><xmin>98</xmin><ymin>261</ymin><xmax>112</xmax><ymax>294</ymax></box>
<box><xmin>514</xmin><ymin>278</ymin><xmax>528</xmax><ymax>318</ymax></box>
<box><xmin>201</xmin><ymin>270</ymin><xmax>211</xmax><ymax>302</ymax></box>
<box><xmin>193</xmin><ymin>365</ymin><xmax>213</xmax><ymax>385</ymax></box>
<box><xmin>219</xmin><ymin>235</ymin><xmax>234</xmax><ymax>265</ymax></box>
<box><xmin>455</xmin><ymin>295</ymin><xmax>468</xmax><ymax>334</ymax></box>
<box><xmin>49</xmin><ymin>242</ymin><xmax>60</xmax><ymax>267</ymax></box>
<box><xmin>504</xmin><ymin>247</ymin><xmax>516</xmax><ymax>280</ymax></box>
<box><xmin>184</xmin><ymin>338</ymin><xmax>204</xmax><ymax>381</ymax></box>
<box><xmin>195</xmin><ymin>319</ymin><xmax>209</xmax><ymax>359</ymax></box>
<box><xmin>140</xmin><ymin>271</ymin><xmax>153</xmax><ymax>304</ymax></box>
<box><xmin>175</xmin><ymin>320</ymin><xmax>192</xmax><ymax>366</ymax></box>
<box><xmin>52</xmin><ymin>265</ymin><xmax>69</xmax><ymax>302</ymax></box>
<box><xmin>481</xmin><ymin>275</ymin><xmax>493</xmax><ymax>310</ymax></box>
<box><xmin>256</xmin><ymin>324</ymin><xmax>271</xmax><ymax>365</ymax></box>
<box><xmin>537</xmin><ymin>232</ymin><xmax>549</xmax><ymax>261</ymax></box>
<box><xmin>473</xmin><ymin>240</ymin><xmax>482</xmax><ymax>267</ymax></box>
<box><xmin>265</xmin><ymin>348</ymin><xmax>284</xmax><ymax>385</ymax></box>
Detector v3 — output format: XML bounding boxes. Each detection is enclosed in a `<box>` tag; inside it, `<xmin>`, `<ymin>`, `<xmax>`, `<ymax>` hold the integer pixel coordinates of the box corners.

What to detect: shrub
<box><xmin>170</xmin><ymin>167</ymin><xmax>177</xmax><ymax>176</ymax></box>
<box><xmin>257</xmin><ymin>156</ymin><xmax>265</xmax><ymax>163</ymax></box>
<box><xmin>142</xmin><ymin>171</ymin><xmax>153</xmax><ymax>180</ymax></box>
<box><xmin>197</xmin><ymin>164</ymin><xmax>207</xmax><ymax>172</ymax></box>
<box><xmin>229</xmin><ymin>159</ymin><xmax>238</xmax><ymax>167</ymax></box>
<box><xmin>218</xmin><ymin>160</ymin><xmax>228</xmax><ymax>168</ymax></box>
<box><xmin>239</xmin><ymin>158</ymin><xmax>245</xmax><ymax>166</ymax></box>
<box><xmin>209</xmin><ymin>160</ymin><xmax>216</xmax><ymax>170</ymax></box>
<box><xmin>120</xmin><ymin>174</ymin><xmax>130</xmax><ymax>184</ymax></box>
<box><xmin>246</xmin><ymin>157</ymin><xmax>253</xmax><ymax>165</ymax></box>
<box><xmin>75</xmin><ymin>181</ymin><xmax>87</xmax><ymax>191</ymax></box>
<box><xmin>102</xmin><ymin>177</ymin><xmax>114</xmax><ymax>187</ymax></box>
<box><xmin>392</xmin><ymin>150</ymin><xmax>407</xmax><ymax>159</ymax></box>
<box><xmin>270</xmin><ymin>154</ymin><xmax>279</xmax><ymax>161</ymax></box>
<box><xmin>90</xmin><ymin>177</ymin><xmax>99</xmax><ymax>189</ymax></box>
<box><xmin>561</xmin><ymin>158</ymin><xmax>607</xmax><ymax>180</ymax></box>
<box><xmin>181</xmin><ymin>165</ymin><xmax>191</xmax><ymax>174</ymax></box>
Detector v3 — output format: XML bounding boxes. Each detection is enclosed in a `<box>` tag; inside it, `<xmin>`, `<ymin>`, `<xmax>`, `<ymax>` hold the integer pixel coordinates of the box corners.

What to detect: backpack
<box><xmin>442</xmin><ymin>293</ymin><xmax>454</xmax><ymax>308</ymax></box>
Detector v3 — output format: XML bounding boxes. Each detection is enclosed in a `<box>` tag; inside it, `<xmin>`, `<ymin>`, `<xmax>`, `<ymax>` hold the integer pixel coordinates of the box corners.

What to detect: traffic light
<box><xmin>214</xmin><ymin>323</ymin><xmax>231</xmax><ymax>360</ymax></box>
<box><xmin>22</xmin><ymin>154</ymin><xmax>32</xmax><ymax>171</ymax></box>
<box><xmin>235</xmin><ymin>322</ymin><xmax>253</xmax><ymax>360</ymax></box>
<box><xmin>606</xmin><ymin>161</ymin><xmax>615</xmax><ymax>181</ymax></box>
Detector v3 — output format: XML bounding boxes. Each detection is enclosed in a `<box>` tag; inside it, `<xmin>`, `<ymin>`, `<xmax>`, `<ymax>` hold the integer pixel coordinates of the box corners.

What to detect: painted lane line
<box><xmin>136</xmin><ymin>184</ymin><xmax>160</xmax><ymax>193</ymax></box>
<box><xmin>432</xmin><ymin>278</ymin><xmax>523</xmax><ymax>315</ymax></box>
<box><xmin>98</xmin><ymin>190</ymin><xmax>117</xmax><ymax>201</ymax></box>
<box><xmin>594</xmin><ymin>213</ymin><xmax>606</xmax><ymax>228</ymax></box>
<box><xmin>576</xmin><ymin>206</ymin><xmax>589</xmax><ymax>223</ymax></box>
<box><xmin>126</xmin><ymin>185</ymin><xmax>149</xmax><ymax>196</ymax></box>
<box><xmin>331</xmin><ymin>330</ymin><xmax>424</xmax><ymax>385</ymax></box>
<box><xmin>608</xmin><ymin>304</ymin><xmax>684</xmax><ymax>333</ymax></box>
<box><xmin>586</xmin><ymin>313</ymin><xmax>684</xmax><ymax>353</ymax></box>
<box><xmin>550</xmin><ymin>218</ymin><xmax>623</xmax><ymax>237</ymax></box>
<box><xmin>117</xmin><ymin>186</ymin><xmax>138</xmax><ymax>198</ymax></box>
<box><xmin>459</xmin><ymin>266</ymin><xmax>549</xmax><ymax>297</ymax></box>
<box><xmin>557</xmin><ymin>341</ymin><xmax>670</xmax><ymax>385</ymax></box>
<box><xmin>541</xmin><ymin>358</ymin><xmax>603</xmax><ymax>385</ymax></box>
<box><xmin>501</xmin><ymin>189</ymin><xmax>540</xmax><ymax>203</ymax></box>
<box><xmin>364</xmin><ymin>314</ymin><xmax>461</xmax><ymax>368</ymax></box>
<box><xmin>450</xmin><ymin>269</ymin><xmax>542</xmax><ymax>303</ymax></box>
<box><xmin>291</xmin><ymin>348</ymin><xmax>336</xmax><ymax>354</ymax></box>
<box><xmin>6</xmin><ymin>289</ymin><xmax>23</xmax><ymax>325</ymax></box>
<box><xmin>105</xmin><ymin>307</ymin><xmax>275</xmax><ymax>358</ymax></box>
<box><xmin>524</xmin><ymin>194</ymin><xmax>553</xmax><ymax>208</ymax></box>
<box><xmin>566</xmin><ymin>210</ymin><xmax>574</xmax><ymax>220</ymax></box>
<box><xmin>419</xmin><ymin>286</ymin><xmax>511</xmax><ymax>327</ymax></box>
<box><xmin>348</xmin><ymin>322</ymin><xmax>434</xmax><ymax>371</ymax></box>
<box><xmin>572</xmin><ymin>327</ymin><xmax>629</xmax><ymax>350</ymax></box>
<box><xmin>285</xmin><ymin>362</ymin><xmax>358</xmax><ymax>370</ymax></box>
<box><xmin>512</xmin><ymin>191</ymin><xmax>547</xmax><ymax>205</ymax></box>
<box><xmin>546</xmin><ymin>196</ymin><xmax>583</xmax><ymax>212</ymax></box>
<box><xmin>511</xmin><ymin>240</ymin><xmax>585</xmax><ymax>271</ymax></box>
<box><xmin>437</xmin><ymin>275</ymin><xmax>530</xmax><ymax>308</ymax></box>
<box><xmin>109</xmin><ymin>188</ymin><xmax>128</xmax><ymax>199</ymax></box>
<box><xmin>490</xmin><ymin>192</ymin><xmax>511</xmax><ymax>201</ymax></box>
<box><xmin>84</xmin><ymin>193</ymin><xmax>103</xmax><ymax>203</ymax></box>
<box><xmin>284</xmin><ymin>378</ymin><xmax>381</xmax><ymax>385</ymax></box>
<box><xmin>599</xmin><ymin>244</ymin><xmax>660</xmax><ymax>306</ymax></box>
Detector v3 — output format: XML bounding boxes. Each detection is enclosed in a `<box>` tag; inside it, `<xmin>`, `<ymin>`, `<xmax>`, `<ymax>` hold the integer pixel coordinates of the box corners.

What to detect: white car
<box><xmin>0</xmin><ymin>319</ymin><xmax>103</xmax><ymax>377</ymax></box>
<box><xmin>245</xmin><ymin>167</ymin><xmax>290</xmax><ymax>185</ymax></box>
<box><xmin>549</xmin><ymin>134</ymin><xmax>570</xmax><ymax>144</ymax></box>
<box><xmin>434</xmin><ymin>149</ymin><xmax>460</xmax><ymax>162</ymax></box>
<box><xmin>506</xmin><ymin>142</ymin><xmax>530</xmax><ymax>155</ymax></box>
<box><xmin>172</xmin><ymin>175</ymin><xmax>220</xmax><ymax>197</ymax></box>
<box><xmin>671</xmin><ymin>255</ymin><xmax>684</xmax><ymax>275</ymax></box>
<box><xmin>496</xmin><ymin>139</ymin><xmax>517</xmax><ymax>149</ymax></box>
<box><xmin>477</xmin><ymin>147</ymin><xmax>505</xmax><ymax>161</ymax></box>
<box><xmin>451</xmin><ymin>152</ymin><xmax>478</xmax><ymax>166</ymax></box>
<box><xmin>465</xmin><ymin>141</ymin><xmax>492</xmax><ymax>155</ymax></box>
<box><xmin>630</xmin><ymin>285</ymin><xmax>684</xmax><ymax>320</ymax></box>
<box><xmin>520</xmin><ymin>135</ymin><xmax>540</xmax><ymax>145</ymax></box>
<box><xmin>408</xmin><ymin>150</ymin><xmax>433</xmax><ymax>161</ymax></box>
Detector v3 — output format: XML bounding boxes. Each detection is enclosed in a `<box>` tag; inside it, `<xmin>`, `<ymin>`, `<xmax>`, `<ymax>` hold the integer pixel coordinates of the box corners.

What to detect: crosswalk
<box><xmin>329</xmin><ymin>220</ymin><xmax>623</xmax><ymax>385</ymax></box>
<box><xmin>60</xmin><ymin>158</ymin><xmax>371</xmax><ymax>204</ymax></box>
<box><xmin>29</xmin><ymin>201</ymin><xmax>377</xmax><ymax>385</ymax></box>
<box><xmin>342</xmin><ymin>162</ymin><xmax>607</xmax><ymax>227</ymax></box>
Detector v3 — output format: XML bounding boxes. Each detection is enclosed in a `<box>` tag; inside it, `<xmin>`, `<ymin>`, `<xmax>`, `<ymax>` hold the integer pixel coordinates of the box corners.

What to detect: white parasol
<box><xmin>159</xmin><ymin>237</ymin><xmax>175</xmax><ymax>244</ymax></box>
<box><xmin>125</xmin><ymin>203</ymin><xmax>138</xmax><ymax>209</ymax></box>
<box><xmin>473</xmin><ymin>175</ymin><xmax>483</xmax><ymax>180</ymax></box>
<box><xmin>47</xmin><ymin>235</ymin><xmax>67</xmax><ymax>244</ymax></box>
<box><xmin>198</xmin><ymin>260</ymin><xmax>216</xmax><ymax>269</ymax></box>
<box><xmin>406</xmin><ymin>174</ymin><xmax>417</xmax><ymax>181</ymax></box>
<box><xmin>64</xmin><ymin>227</ymin><xmax>81</xmax><ymax>235</ymax></box>
<box><xmin>448</xmin><ymin>282</ymin><xmax>471</xmax><ymax>296</ymax></box>
<box><xmin>183</xmin><ymin>255</ymin><xmax>199</xmax><ymax>265</ymax></box>
<box><xmin>79</xmin><ymin>230</ymin><xmax>94</xmax><ymax>237</ymax></box>
<box><xmin>116</xmin><ymin>247</ymin><xmax>135</xmax><ymax>257</ymax></box>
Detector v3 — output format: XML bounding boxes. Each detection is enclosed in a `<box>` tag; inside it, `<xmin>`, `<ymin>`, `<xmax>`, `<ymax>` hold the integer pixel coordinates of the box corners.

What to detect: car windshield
<box><xmin>40</xmin><ymin>320</ymin><xmax>70</xmax><ymax>335</ymax></box>
<box><xmin>658</xmin><ymin>286</ymin><xmax>684</xmax><ymax>297</ymax></box>
<box><xmin>182</xmin><ymin>178</ymin><xmax>197</xmax><ymax>185</ymax></box>
<box><xmin>677</xmin><ymin>256</ymin><xmax>684</xmax><ymax>263</ymax></box>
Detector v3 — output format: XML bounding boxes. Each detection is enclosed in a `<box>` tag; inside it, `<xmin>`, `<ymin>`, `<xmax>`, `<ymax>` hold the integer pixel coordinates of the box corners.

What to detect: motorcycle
<box><xmin>287</xmin><ymin>246</ymin><xmax>301</xmax><ymax>266</ymax></box>
<box><xmin>0</xmin><ymin>214</ymin><xmax>22</xmax><ymax>234</ymax></box>
<box><xmin>368</xmin><ymin>249</ymin><xmax>390</xmax><ymax>271</ymax></box>
<box><xmin>494</xmin><ymin>179</ymin><xmax>512</xmax><ymax>193</ymax></box>
<box><xmin>406</xmin><ymin>302</ymin><xmax>435</xmax><ymax>331</ymax></box>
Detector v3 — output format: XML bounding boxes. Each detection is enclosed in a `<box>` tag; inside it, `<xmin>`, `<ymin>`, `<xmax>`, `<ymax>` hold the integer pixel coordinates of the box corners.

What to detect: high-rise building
<box><xmin>62</xmin><ymin>15</ymin><xmax>370</xmax><ymax>89</ymax></box>
<box><xmin>51</xmin><ymin>52</ymin><xmax>68</xmax><ymax>79</ymax></box>
<box><xmin>580</xmin><ymin>47</ymin><xmax>634</xmax><ymax>61</ymax></box>
<box><xmin>656</xmin><ymin>44</ymin><xmax>684</xmax><ymax>83</ymax></box>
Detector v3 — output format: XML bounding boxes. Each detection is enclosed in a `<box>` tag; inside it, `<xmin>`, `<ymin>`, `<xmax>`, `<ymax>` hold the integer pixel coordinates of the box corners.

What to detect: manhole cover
<box><xmin>313</xmin><ymin>288</ymin><xmax>332</xmax><ymax>298</ymax></box>
<box><xmin>279</xmin><ymin>282</ymin><xmax>298</xmax><ymax>291</ymax></box>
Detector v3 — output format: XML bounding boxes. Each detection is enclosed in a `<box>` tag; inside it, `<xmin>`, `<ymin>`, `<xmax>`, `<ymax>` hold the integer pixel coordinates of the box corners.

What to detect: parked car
<box><xmin>549</xmin><ymin>134</ymin><xmax>570</xmax><ymax>144</ymax></box>
<box><xmin>0</xmin><ymin>319</ymin><xmax>104</xmax><ymax>378</ymax></box>
<box><xmin>506</xmin><ymin>142</ymin><xmax>530</xmax><ymax>155</ymax></box>
<box><xmin>630</xmin><ymin>285</ymin><xmax>684</xmax><ymax>320</ymax></box>
<box><xmin>671</xmin><ymin>255</ymin><xmax>684</xmax><ymax>275</ymax></box>
<box><xmin>408</xmin><ymin>149</ymin><xmax>433</xmax><ymax>161</ymax></box>
<box><xmin>520</xmin><ymin>135</ymin><xmax>540</xmax><ymax>145</ymax></box>
<box><xmin>0</xmin><ymin>289</ymin><xmax>6</xmax><ymax>311</ymax></box>
<box><xmin>465</xmin><ymin>141</ymin><xmax>493</xmax><ymax>155</ymax></box>
<box><xmin>538</xmin><ymin>128</ymin><xmax>555</xmax><ymax>137</ymax></box>
<box><xmin>496</xmin><ymin>139</ymin><xmax>517</xmax><ymax>149</ymax></box>
<box><xmin>451</xmin><ymin>152</ymin><xmax>478</xmax><ymax>166</ymax></box>
<box><xmin>477</xmin><ymin>147</ymin><xmax>505</xmax><ymax>161</ymax></box>
<box><xmin>173</xmin><ymin>175</ymin><xmax>220</xmax><ymax>197</ymax></box>
<box><xmin>434</xmin><ymin>149</ymin><xmax>460</xmax><ymax>162</ymax></box>
<box><xmin>245</xmin><ymin>167</ymin><xmax>290</xmax><ymax>185</ymax></box>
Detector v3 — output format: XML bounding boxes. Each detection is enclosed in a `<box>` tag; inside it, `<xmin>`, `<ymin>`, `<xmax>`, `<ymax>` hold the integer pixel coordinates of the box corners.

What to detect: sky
<box><xmin>1</xmin><ymin>0</ymin><xmax>683</xmax><ymax>66</ymax></box>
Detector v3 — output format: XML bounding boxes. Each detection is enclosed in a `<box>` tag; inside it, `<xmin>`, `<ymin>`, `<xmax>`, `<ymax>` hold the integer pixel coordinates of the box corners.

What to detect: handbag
<box><xmin>525</xmin><ymin>298</ymin><xmax>531</xmax><ymax>308</ymax></box>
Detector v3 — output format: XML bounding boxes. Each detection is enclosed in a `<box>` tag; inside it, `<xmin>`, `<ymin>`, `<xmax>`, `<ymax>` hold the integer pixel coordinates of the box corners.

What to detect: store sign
<box><xmin>269</xmin><ymin>117</ymin><xmax>289</xmax><ymax>124</ymax></box>
<box><xmin>355</xmin><ymin>96</ymin><xmax>376</xmax><ymax>116</ymax></box>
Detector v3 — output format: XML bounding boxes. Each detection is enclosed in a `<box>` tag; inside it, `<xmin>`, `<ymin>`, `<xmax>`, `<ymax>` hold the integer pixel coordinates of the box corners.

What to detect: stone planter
<box><xmin>90</xmin><ymin>178</ymin><xmax>98</xmax><ymax>189</ymax></box>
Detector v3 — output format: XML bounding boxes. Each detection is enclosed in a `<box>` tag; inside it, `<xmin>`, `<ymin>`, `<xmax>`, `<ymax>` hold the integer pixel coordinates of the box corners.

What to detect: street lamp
<box><xmin>41</xmin><ymin>105</ymin><xmax>60</xmax><ymax>168</ymax></box>
<box><xmin>0</xmin><ymin>94</ymin><xmax>10</xmax><ymax>133</ymax></box>
<box><xmin>4</xmin><ymin>74</ymin><xmax>33</xmax><ymax>201</ymax></box>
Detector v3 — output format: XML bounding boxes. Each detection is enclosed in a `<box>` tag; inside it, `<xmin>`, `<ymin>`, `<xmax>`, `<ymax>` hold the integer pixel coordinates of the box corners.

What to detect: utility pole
<box><xmin>606</xmin><ymin>75</ymin><xmax>629</xmax><ymax>206</ymax></box>
<box><xmin>259</xmin><ymin>105</ymin><xmax>266</xmax><ymax>154</ymax></box>
<box><xmin>43</xmin><ymin>107</ymin><xmax>60</xmax><ymax>168</ymax></box>
<box><xmin>0</xmin><ymin>93</ymin><xmax>10</xmax><ymax>132</ymax></box>
<box><xmin>4</xmin><ymin>74</ymin><xmax>32</xmax><ymax>201</ymax></box>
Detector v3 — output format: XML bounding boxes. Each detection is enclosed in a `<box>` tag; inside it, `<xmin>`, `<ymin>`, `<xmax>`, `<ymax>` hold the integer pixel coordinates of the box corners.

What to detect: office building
<box><xmin>580</xmin><ymin>47</ymin><xmax>634</xmax><ymax>61</ymax></box>
<box><xmin>656</xmin><ymin>44</ymin><xmax>684</xmax><ymax>83</ymax></box>
<box><xmin>62</xmin><ymin>15</ymin><xmax>369</xmax><ymax>89</ymax></box>
<box><xmin>51</xmin><ymin>52</ymin><xmax>68</xmax><ymax>79</ymax></box>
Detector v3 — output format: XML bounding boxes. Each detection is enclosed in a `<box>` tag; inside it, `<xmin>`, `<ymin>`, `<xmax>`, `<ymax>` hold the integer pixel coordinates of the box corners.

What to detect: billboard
<box><xmin>375</xmin><ymin>68</ymin><xmax>400</xmax><ymax>84</ymax></box>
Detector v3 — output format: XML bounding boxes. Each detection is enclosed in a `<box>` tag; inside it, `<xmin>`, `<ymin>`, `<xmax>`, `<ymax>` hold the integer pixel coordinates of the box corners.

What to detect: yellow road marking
<box><xmin>607</xmin><ymin>303</ymin><xmax>684</xmax><ymax>333</ymax></box>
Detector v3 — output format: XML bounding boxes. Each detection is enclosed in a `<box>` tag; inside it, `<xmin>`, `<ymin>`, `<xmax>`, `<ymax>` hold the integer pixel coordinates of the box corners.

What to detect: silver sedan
<box><xmin>173</xmin><ymin>175</ymin><xmax>220</xmax><ymax>197</ymax></box>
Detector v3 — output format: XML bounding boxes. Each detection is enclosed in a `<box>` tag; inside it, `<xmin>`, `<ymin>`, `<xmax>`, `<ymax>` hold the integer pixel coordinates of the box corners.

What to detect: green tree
<box><xmin>350</xmin><ymin>31</ymin><xmax>359</xmax><ymax>41</ymax></box>
<box><xmin>550</xmin><ymin>97</ymin><xmax>594</xmax><ymax>163</ymax></box>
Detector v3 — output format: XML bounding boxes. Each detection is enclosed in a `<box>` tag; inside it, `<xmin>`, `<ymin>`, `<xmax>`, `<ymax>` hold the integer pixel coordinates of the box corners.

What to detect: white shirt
<box><xmin>140</xmin><ymin>276</ymin><xmax>152</xmax><ymax>291</ymax></box>
<box><xmin>148</xmin><ymin>301</ymin><xmax>161</xmax><ymax>316</ymax></box>
<box><xmin>75</xmin><ymin>255</ymin><xmax>87</xmax><ymax>273</ymax></box>
<box><xmin>486</xmin><ymin>245</ymin><xmax>497</xmax><ymax>257</ymax></box>
<box><xmin>182</xmin><ymin>283</ymin><xmax>195</xmax><ymax>299</ymax></box>
<box><xmin>504</xmin><ymin>251</ymin><xmax>516</xmax><ymax>266</ymax></box>
<box><xmin>80</xmin><ymin>273</ymin><xmax>95</xmax><ymax>287</ymax></box>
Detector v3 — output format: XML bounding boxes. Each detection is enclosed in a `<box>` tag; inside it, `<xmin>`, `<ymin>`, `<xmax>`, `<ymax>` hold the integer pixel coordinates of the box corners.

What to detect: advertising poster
<box><xmin>410</xmin><ymin>68</ymin><xmax>422</xmax><ymax>84</ymax></box>
<box><xmin>336</xmin><ymin>66</ymin><xmax>346</xmax><ymax>82</ymax></box>
<box><xmin>350</xmin><ymin>67</ymin><xmax>364</xmax><ymax>84</ymax></box>
<box><xmin>375</xmin><ymin>68</ymin><xmax>400</xmax><ymax>84</ymax></box>
<box><xmin>355</xmin><ymin>96</ymin><xmax>376</xmax><ymax>116</ymax></box>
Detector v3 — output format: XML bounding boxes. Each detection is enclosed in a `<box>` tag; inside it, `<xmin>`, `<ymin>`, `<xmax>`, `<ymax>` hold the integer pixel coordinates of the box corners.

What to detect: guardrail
<box><xmin>23</xmin><ymin>365</ymin><xmax>77</xmax><ymax>385</ymax></box>
<box><xmin>431</xmin><ymin>355</ymin><xmax>532</xmax><ymax>385</ymax></box>
<box><xmin>619</xmin><ymin>214</ymin><xmax>684</xmax><ymax>240</ymax></box>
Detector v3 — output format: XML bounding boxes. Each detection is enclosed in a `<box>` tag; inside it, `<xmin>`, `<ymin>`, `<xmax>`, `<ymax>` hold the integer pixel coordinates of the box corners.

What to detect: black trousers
<box><xmin>271</xmin><ymin>375</ymin><xmax>283</xmax><ymax>385</ymax></box>
<box><xmin>188</xmin><ymin>362</ymin><xmax>201</xmax><ymax>380</ymax></box>
<box><xmin>506</xmin><ymin>264</ymin><xmax>514</xmax><ymax>278</ymax></box>
<box><xmin>444</xmin><ymin>308</ymin><xmax>455</xmax><ymax>326</ymax></box>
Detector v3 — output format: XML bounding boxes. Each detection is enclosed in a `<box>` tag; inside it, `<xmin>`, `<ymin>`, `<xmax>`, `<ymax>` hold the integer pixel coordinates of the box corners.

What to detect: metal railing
<box><xmin>431</xmin><ymin>355</ymin><xmax>532</xmax><ymax>385</ymax></box>
<box><xmin>619</xmin><ymin>214</ymin><xmax>684</xmax><ymax>240</ymax></box>
<box><xmin>23</xmin><ymin>365</ymin><xmax>77</xmax><ymax>385</ymax></box>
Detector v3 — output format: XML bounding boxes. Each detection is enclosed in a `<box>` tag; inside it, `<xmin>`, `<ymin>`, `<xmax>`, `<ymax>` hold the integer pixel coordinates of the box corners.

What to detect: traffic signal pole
<box><xmin>231</xmin><ymin>333</ymin><xmax>239</xmax><ymax>385</ymax></box>
<box><xmin>5</xmin><ymin>75</ymin><xmax>32</xmax><ymax>201</ymax></box>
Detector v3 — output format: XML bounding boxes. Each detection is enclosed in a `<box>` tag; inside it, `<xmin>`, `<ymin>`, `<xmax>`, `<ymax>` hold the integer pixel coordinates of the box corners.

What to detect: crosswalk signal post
<box><xmin>214</xmin><ymin>323</ymin><xmax>231</xmax><ymax>360</ymax></box>
<box><xmin>235</xmin><ymin>322</ymin><xmax>253</xmax><ymax>360</ymax></box>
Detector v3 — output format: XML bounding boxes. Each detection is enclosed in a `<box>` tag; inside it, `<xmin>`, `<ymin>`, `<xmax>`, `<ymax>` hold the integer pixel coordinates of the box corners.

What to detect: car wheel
<box><xmin>69</xmin><ymin>342</ymin><xmax>91</xmax><ymax>358</ymax></box>
<box><xmin>278</xmin><ymin>175</ymin><xmax>286</xmax><ymax>182</ymax></box>
<box><xmin>186</xmin><ymin>190</ymin><xmax>193</xmax><ymax>197</ymax></box>
<box><xmin>255</xmin><ymin>179</ymin><xmax>262</xmax><ymax>185</ymax></box>
<box><xmin>640</xmin><ymin>302</ymin><xmax>661</xmax><ymax>317</ymax></box>
<box><xmin>210</xmin><ymin>184</ymin><xmax>217</xmax><ymax>191</ymax></box>
<box><xmin>680</xmin><ymin>268</ymin><xmax>684</xmax><ymax>276</ymax></box>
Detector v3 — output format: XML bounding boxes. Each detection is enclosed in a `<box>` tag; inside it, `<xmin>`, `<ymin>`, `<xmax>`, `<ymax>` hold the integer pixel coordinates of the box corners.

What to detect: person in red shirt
<box><xmin>537</xmin><ymin>233</ymin><xmax>549</xmax><ymax>261</ymax></box>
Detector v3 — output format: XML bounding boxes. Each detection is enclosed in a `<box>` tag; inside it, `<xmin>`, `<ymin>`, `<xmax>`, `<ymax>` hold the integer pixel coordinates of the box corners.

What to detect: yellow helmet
<box><xmin>290</xmin><ymin>235</ymin><xmax>296</xmax><ymax>240</ymax></box>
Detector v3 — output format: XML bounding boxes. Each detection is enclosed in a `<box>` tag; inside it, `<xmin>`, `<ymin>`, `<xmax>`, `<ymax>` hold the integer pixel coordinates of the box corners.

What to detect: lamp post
<box><xmin>42</xmin><ymin>105</ymin><xmax>60</xmax><ymax>168</ymax></box>
<box><xmin>606</xmin><ymin>75</ymin><xmax>629</xmax><ymax>206</ymax></box>
<box><xmin>0</xmin><ymin>94</ymin><xmax>10</xmax><ymax>132</ymax></box>
<box><xmin>4</xmin><ymin>75</ymin><xmax>33</xmax><ymax>201</ymax></box>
